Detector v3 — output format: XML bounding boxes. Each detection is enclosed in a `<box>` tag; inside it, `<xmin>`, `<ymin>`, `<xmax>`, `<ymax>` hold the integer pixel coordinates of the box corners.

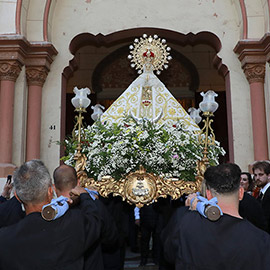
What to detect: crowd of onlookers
<box><xmin>0</xmin><ymin>160</ymin><xmax>270</xmax><ymax>270</ymax></box>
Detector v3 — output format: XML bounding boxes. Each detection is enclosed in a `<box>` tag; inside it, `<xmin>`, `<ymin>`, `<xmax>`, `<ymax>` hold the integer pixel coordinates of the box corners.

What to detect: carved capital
<box><xmin>26</xmin><ymin>66</ymin><xmax>48</xmax><ymax>86</ymax></box>
<box><xmin>244</xmin><ymin>64</ymin><xmax>265</xmax><ymax>84</ymax></box>
<box><xmin>0</xmin><ymin>61</ymin><xmax>22</xmax><ymax>81</ymax></box>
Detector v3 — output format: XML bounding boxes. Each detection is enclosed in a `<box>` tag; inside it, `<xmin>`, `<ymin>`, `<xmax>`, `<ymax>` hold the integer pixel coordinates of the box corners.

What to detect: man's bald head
<box><xmin>53</xmin><ymin>165</ymin><xmax>77</xmax><ymax>193</ymax></box>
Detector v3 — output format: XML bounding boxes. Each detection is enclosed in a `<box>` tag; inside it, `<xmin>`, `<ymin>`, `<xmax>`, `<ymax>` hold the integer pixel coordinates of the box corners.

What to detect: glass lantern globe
<box><xmin>188</xmin><ymin>107</ymin><xmax>202</xmax><ymax>124</ymax></box>
<box><xmin>91</xmin><ymin>104</ymin><xmax>105</xmax><ymax>121</ymax></box>
<box><xmin>199</xmin><ymin>90</ymin><xmax>219</xmax><ymax>113</ymax></box>
<box><xmin>71</xmin><ymin>87</ymin><xmax>91</xmax><ymax>109</ymax></box>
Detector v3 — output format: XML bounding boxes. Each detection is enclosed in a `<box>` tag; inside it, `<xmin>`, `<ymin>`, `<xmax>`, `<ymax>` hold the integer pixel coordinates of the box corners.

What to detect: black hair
<box><xmin>241</xmin><ymin>172</ymin><xmax>253</xmax><ymax>191</ymax></box>
<box><xmin>204</xmin><ymin>163</ymin><xmax>241</xmax><ymax>194</ymax></box>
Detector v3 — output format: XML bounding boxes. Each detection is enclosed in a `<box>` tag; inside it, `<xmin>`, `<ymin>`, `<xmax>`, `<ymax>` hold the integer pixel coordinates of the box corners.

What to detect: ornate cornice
<box><xmin>26</xmin><ymin>66</ymin><xmax>49</xmax><ymax>86</ymax></box>
<box><xmin>234</xmin><ymin>33</ymin><xmax>270</xmax><ymax>64</ymax></box>
<box><xmin>243</xmin><ymin>63</ymin><xmax>265</xmax><ymax>84</ymax></box>
<box><xmin>25</xmin><ymin>42</ymin><xmax>57</xmax><ymax>86</ymax></box>
<box><xmin>234</xmin><ymin>34</ymin><xmax>270</xmax><ymax>84</ymax></box>
<box><xmin>25</xmin><ymin>42</ymin><xmax>58</xmax><ymax>69</ymax></box>
<box><xmin>0</xmin><ymin>61</ymin><xmax>22</xmax><ymax>81</ymax></box>
<box><xmin>0</xmin><ymin>35</ymin><xmax>58</xmax><ymax>85</ymax></box>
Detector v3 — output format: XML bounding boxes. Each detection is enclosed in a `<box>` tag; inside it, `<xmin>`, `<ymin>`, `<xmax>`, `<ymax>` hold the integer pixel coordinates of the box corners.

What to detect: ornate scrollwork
<box><xmin>157</xmin><ymin>176</ymin><xmax>202</xmax><ymax>199</ymax></box>
<box><xmin>0</xmin><ymin>61</ymin><xmax>22</xmax><ymax>81</ymax></box>
<box><xmin>244</xmin><ymin>63</ymin><xmax>265</xmax><ymax>84</ymax></box>
<box><xmin>74</xmin><ymin>144</ymin><xmax>89</xmax><ymax>186</ymax></box>
<box><xmin>80</xmin><ymin>165</ymin><xmax>203</xmax><ymax>208</ymax></box>
<box><xmin>26</xmin><ymin>66</ymin><xmax>48</xmax><ymax>86</ymax></box>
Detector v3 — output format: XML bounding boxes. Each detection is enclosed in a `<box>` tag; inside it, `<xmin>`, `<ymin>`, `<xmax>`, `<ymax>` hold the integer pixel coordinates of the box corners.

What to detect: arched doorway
<box><xmin>62</xmin><ymin>28</ymin><xmax>231</xmax><ymax>163</ymax></box>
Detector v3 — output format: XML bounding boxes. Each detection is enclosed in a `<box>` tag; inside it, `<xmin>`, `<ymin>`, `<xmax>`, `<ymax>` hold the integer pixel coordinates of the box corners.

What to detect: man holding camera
<box><xmin>0</xmin><ymin>160</ymin><xmax>101</xmax><ymax>270</ymax></box>
<box><xmin>0</xmin><ymin>175</ymin><xmax>12</xmax><ymax>203</ymax></box>
<box><xmin>162</xmin><ymin>163</ymin><xmax>270</xmax><ymax>270</ymax></box>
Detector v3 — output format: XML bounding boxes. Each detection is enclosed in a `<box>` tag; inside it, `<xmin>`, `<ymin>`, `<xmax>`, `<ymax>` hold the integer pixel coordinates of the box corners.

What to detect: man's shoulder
<box><xmin>264</xmin><ymin>185</ymin><xmax>270</xmax><ymax>196</ymax></box>
<box><xmin>181</xmin><ymin>212</ymin><xmax>270</xmax><ymax>250</ymax></box>
<box><xmin>181</xmin><ymin>210</ymin><xmax>268</xmax><ymax>235</ymax></box>
<box><xmin>240</xmin><ymin>192</ymin><xmax>262</xmax><ymax>210</ymax></box>
<box><xmin>241</xmin><ymin>217</ymin><xmax>270</xmax><ymax>237</ymax></box>
<box><xmin>262</xmin><ymin>187</ymin><xmax>270</xmax><ymax>204</ymax></box>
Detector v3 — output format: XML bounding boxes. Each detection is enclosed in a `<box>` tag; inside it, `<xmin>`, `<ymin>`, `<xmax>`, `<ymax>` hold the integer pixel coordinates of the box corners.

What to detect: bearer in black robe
<box><xmin>0</xmin><ymin>160</ymin><xmax>101</xmax><ymax>270</ymax></box>
<box><xmin>161</xmin><ymin>163</ymin><xmax>270</xmax><ymax>270</ymax></box>
<box><xmin>53</xmin><ymin>164</ymin><xmax>119</xmax><ymax>270</ymax></box>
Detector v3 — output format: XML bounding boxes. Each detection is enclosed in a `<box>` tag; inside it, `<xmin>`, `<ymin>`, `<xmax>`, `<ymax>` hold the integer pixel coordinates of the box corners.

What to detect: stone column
<box><xmin>244</xmin><ymin>63</ymin><xmax>269</xmax><ymax>161</ymax></box>
<box><xmin>24</xmin><ymin>42</ymin><xmax>57</xmax><ymax>161</ymax></box>
<box><xmin>25</xmin><ymin>67</ymin><xmax>48</xmax><ymax>161</ymax></box>
<box><xmin>0</xmin><ymin>61</ymin><xmax>22</xmax><ymax>175</ymax></box>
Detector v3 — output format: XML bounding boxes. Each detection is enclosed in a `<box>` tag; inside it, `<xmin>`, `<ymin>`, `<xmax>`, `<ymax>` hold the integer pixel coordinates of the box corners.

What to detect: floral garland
<box><xmin>62</xmin><ymin>116</ymin><xmax>225</xmax><ymax>182</ymax></box>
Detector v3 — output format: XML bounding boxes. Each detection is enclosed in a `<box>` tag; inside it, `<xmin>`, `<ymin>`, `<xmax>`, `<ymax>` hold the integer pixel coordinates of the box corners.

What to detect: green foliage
<box><xmin>62</xmin><ymin>116</ymin><xmax>225</xmax><ymax>181</ymax></box>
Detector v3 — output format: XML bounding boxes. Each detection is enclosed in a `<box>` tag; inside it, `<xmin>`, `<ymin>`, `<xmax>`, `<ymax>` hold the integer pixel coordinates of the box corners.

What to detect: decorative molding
<box><xmin>243</xmin><ymin>63</ymin><xmax>265</xmax><ymax>84</ymax></box>
<box><xmin>0</xmin><ymin>35</ymin><xmax>58</xmax><ymax>81</ymax></box>
<box><xmin>234</xmin><ymin>34</ymin><xmax>270</xmax><ymax>66</ymax></box>
<box><xmin>213</xmin><ymin>54</ymin><xmax>229</xmax><ymax>77</ymax></box>
<box><xmin>69</xmin><ymin>30</ymin><xmax>222</xmax><ymax>56</ymax></box>
<box><xmin>25</xmin><ymin>42</ymin><xmax>58</xmax><ymax>69</ymax></box>
<box><xmin>15</xmin><ymin>0</ymin><xmax>23</xmax><ymax>35</ymax></box>
<box><xmin>25</xmin><ymin>42</ymin><xmax>57</xmax><ymax>86</ymax></box>
<box><xmin>268</xmin><ymin>0</ymin><xmax>270</xmax><ymax>32</ymax></box>
<box><xmin>26</xmin><ymin>66</ymin><xmax>49</xmax><ymax>86</ymax></box>
<box><xmin>0</xmin><ymin>61</ymin><xmax>22</xmax><ymax>81</ymax></box>
<box><xmin>62</xmin><ymin>58</ymin><xmax>79</xmax><ymax>80</ymax></box>
<box><xmin>0</xmin><ymin>36</ymin><xmax>28</xmax><ymax>66</ymax></box>
<box><xmin>239</xmin><ymin>0</ymin><xmax>248</xmax><ymax>39</ymax></box>
<box><xmin>234</xmin><ymin>34</ymin><xmax>270</xmax><ymax>83</ymax></box>
<box><xmin>80</xmin><ymin>165</ymin><xmax>203</xmax><ymax>208</ymax></box>
<box><xmin>43</xmin><ymin>0</ymin><xmax>52</xmax><ymax>41</ymax></box>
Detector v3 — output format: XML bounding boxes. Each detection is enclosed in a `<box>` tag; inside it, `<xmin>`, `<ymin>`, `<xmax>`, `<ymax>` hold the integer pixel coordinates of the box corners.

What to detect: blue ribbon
<box><xmin>42</xmin><ymin>195</ymin><xmax>69</xmax><ymax>220</ymax></box>
<box><xmin>84</xmin><ymin>188</ymin><xmax>99</xmax><ymax>200</ymax></box>
<box><xmin>42</xmin><ymin>189</ymin><xmax>99</xmax><ymax>221</ymax></box>
<box><xmin>191</xmin><ymin>192</ymin><xmax>223</xmax><ymax>218</ymax></box>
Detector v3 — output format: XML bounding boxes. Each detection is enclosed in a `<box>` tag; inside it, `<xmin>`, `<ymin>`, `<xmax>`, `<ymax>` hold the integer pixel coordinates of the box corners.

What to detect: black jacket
<box><xmin>0</xmin><ymin>193</ymin><xmax>101</xmax><ymax>270</ymax></box>
<box><xmin>258</xmin><ymin>186</ymin><xmax>270</xmax><ymax>233</ymax></box>
<box><xmin>162</xmin><ymin>206</ymin><xmax>270</xmax><ymax>270</ymax></box>
<box><xmin>0</xmin><ymin>196</ymin><xmax>25</xmax><ymax>228</ymax></box>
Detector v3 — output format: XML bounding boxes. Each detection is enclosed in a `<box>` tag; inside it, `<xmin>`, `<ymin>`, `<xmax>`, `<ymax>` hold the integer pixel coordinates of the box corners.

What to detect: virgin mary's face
<box><xmin>240</xmin><ymin>174</ymin><xmax>249</xmax><ymax>192</ymax></box>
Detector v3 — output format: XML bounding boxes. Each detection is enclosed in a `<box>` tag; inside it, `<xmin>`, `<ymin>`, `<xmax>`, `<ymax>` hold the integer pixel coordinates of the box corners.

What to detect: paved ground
<box><xmin>124</xmin><ymin>248</ymin><xmax>158</xmax><ymax>270</ymax></box>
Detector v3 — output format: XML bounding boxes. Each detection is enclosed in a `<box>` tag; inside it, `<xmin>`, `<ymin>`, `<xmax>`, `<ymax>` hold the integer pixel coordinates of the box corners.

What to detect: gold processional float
<box><xmin>70</xmin><ymin>34</ymin><xmax>220</xmax><ymax>208</ymax></box>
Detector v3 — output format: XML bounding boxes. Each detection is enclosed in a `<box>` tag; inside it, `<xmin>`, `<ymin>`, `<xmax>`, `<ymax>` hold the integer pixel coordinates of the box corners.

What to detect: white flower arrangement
<box><xmin>62</xmin><ymin>116</ymin><xmax>225</xmax><ymax>182</ymax></box>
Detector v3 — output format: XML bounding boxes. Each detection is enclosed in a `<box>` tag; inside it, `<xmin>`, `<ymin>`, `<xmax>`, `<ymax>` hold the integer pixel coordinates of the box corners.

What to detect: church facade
<box><xmin>0</xmin><ymin>0</ymin><xmax>269</xmax><ymax>177</ymax></box>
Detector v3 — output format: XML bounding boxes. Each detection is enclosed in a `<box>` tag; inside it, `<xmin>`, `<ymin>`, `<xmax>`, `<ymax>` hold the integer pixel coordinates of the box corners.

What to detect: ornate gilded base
<box><xmin>80</xmin><ymin>165</ymin><xmax>203</xmax><ymax>208</ymax></box>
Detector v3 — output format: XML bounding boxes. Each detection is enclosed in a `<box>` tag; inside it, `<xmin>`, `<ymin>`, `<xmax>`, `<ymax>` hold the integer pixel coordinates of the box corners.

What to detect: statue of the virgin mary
<box><xmin>100</xmin><ymin>34</ymin><xmax>200</xmax><ymax>131</ymax></box>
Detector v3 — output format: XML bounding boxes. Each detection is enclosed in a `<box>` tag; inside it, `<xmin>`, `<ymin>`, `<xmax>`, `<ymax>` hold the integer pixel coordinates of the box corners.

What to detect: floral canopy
<box><xmin>63</xmin><ymin>35</ymin><xmax>224</xmax><ymax>183</ymax></box>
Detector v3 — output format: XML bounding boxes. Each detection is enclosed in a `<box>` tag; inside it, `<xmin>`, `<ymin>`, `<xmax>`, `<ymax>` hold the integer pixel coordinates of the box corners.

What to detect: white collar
<box><xmin>261</xmin><ymin>182</ymin><xmax>270</xmax><ymax>194</ymax></box>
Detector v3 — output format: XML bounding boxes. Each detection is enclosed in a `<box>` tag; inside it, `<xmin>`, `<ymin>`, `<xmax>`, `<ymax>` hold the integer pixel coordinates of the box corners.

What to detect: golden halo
<box><xmin>128</xmin><ymin>34</ymin><xmax>172</xmax><ymax>75</ymax></box>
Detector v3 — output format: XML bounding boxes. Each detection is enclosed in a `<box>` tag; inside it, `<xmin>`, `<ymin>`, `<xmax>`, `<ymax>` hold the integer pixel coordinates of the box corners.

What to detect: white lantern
<box><xmin>91</xmin><ymin>104</ymin><xmax>105</xmax><ymax>121</ymax></box>
<box><xmin>188</xmin><ymin>107</ymin><xmax>202</xmax><ymax>124</ymax></box>
<box><xmin>199</xmin><ymin>90</ymin><xmax>219</xmax><ymax>113</ymax></box>
<box><xmin>71</xmin><ymin>87</ymin><xmax>91</xmax><ymax>109</ymax></box>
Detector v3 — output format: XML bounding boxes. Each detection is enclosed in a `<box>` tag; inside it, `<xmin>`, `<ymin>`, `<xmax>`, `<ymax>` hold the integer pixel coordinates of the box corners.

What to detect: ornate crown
<box><xmin>128</xmin><ymin>34</ymin><xmax>172</xmax><ymax>75</ymax></box>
